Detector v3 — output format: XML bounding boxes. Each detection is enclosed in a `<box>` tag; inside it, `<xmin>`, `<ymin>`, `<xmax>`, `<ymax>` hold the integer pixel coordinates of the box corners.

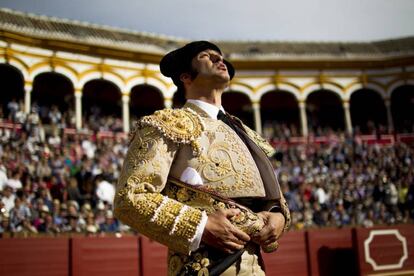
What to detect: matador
<box><xmin>114</xmin><ymin>41</ymin><xmax>290</xmax><ymax>275</ymax></box>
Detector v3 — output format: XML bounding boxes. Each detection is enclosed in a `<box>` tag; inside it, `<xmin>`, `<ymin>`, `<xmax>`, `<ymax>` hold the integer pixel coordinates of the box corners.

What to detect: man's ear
<box><xmin>180</xmin><ymin>72</ymin><xmax>191</xmax><ymax>84</ymax></box>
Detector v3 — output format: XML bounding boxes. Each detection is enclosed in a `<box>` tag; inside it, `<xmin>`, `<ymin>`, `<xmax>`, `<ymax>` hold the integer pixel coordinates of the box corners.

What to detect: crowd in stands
<box><xmin>275</xmin><ymin>141</ymin><xmax>414</xmax><ymax>229</ymax></box>
<box><xmin>0</xmin><ymin>101</ymin><xmax>413</xmax><ymax>237</ymax></box>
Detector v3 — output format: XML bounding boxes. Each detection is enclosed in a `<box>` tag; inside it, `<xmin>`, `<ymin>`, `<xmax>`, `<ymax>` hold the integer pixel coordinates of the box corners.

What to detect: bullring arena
<box><xmin>0</xmin><ymin>8</ymin><xmax>413</xmax><ymax>276</ymax></box>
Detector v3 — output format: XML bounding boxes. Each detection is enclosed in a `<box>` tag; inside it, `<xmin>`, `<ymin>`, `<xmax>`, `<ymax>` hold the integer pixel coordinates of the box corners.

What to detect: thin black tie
<box><xmin>217</xmin><ymin>110</ymin><xmax>242</xmax><ymax>137</ymax></box>
<box><xmin>217</xmin><ymin>110</ymin><xmax>232</xmax><ymax>127</ymax></box>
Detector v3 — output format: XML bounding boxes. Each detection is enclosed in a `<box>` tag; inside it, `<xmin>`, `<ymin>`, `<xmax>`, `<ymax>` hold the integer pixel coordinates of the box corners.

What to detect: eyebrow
<box><xmin>200</xmin><ymin>50</ymin><xmax>221</xmax><ymax>56</ymax></box>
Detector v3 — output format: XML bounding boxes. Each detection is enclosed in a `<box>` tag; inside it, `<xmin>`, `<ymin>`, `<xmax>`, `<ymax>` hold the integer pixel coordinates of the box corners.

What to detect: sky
<box><xmin>1</xmin><ymin>0</ymin><xmax>414</xmax><ymax>42</ymax></box>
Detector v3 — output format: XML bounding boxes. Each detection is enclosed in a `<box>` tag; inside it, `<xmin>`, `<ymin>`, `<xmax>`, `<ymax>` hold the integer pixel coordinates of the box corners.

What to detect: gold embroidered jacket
<box><xmin>114</xmin><ymin>103</ymin><xmax>290</xmax><ymax>255</ymax></box>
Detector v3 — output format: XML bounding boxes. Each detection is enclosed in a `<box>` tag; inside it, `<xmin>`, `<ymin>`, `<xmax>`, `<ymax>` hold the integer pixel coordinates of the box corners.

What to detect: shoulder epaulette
<box><xmin>137</xmin><ymin>108</ymin><xmax>205</xmax><ymax>155</ymax></box>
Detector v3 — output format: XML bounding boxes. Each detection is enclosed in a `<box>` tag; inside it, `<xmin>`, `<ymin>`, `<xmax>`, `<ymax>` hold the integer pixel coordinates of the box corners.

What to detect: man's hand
<box><xmin>252</xmin><ymin>211</ymin><xmax>285</xmax><ymax>248</ymax></box>
<box><xmin>202</xmin><ymin>208</ymin><xmax>251</xmax><ymax>254</ymax></box>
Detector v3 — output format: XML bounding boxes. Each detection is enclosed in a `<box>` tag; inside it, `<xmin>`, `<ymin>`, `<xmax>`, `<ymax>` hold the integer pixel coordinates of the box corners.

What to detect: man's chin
<box><xmin>215</xmin><ymin>73</ymin><xmax>230</xmax><ymax>83</ymax></box>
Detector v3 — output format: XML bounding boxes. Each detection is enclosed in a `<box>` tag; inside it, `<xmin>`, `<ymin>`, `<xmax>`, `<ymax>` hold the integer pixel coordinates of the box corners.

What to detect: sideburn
<box><xmin>189</xmin><ymin>66</ymin><xmax>198</xmax><ymax>80</ymax></box>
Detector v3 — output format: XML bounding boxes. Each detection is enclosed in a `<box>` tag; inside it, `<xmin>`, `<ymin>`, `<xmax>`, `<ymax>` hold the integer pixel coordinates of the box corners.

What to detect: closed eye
<box><xmin>199</xmin><ymin>52</ymin><xmax>210</xmax><ymax>59</ymax></box>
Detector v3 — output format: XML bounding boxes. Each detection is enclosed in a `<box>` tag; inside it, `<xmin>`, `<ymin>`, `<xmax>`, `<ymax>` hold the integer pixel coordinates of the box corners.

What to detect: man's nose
<box><xmin>211</xmin><ymin>55</ymin><xmax>224</xmax><ymax>63</ymax></box>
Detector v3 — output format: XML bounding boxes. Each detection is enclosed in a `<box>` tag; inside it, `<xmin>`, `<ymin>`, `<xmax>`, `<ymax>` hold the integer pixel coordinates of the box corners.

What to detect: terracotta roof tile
<box><xmin>1</xmin><ymin>8</ymin><xmax>413</xmax><ymax>58</ymax></box>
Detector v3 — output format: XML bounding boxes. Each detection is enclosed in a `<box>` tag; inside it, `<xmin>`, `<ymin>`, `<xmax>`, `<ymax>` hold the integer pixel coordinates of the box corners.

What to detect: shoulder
<box><xmin>133</xmin><ymin>108</ymin><xmax>205</xmax><ymax>145</ymax></box>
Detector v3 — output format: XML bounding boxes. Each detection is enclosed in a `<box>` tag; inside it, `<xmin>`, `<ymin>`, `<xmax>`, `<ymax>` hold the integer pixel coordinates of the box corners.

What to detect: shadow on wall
<box><xmin>318</xmin><ymin>246</ymin><xmax>358</xmax><ymax>276</ymax></box>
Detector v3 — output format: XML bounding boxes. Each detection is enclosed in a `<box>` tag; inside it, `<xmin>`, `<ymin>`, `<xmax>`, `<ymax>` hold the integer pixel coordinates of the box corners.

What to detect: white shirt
<box><xmin>2</xmin><ymin>194</ymin><xmax>16</xmax><ymax>213</ymax></box>
<box><xmin>0</xmin><ymin>169</ymin><xmax>7</xmax><ymax>191</ymax></box>
<box><xmin>315</xmin><ymin>187</ymin><xmax>328</xmax><ymax>204</ymax></box>
<box><xmin>5</xmin><ymin>179</ymin><xmax>22</xmax><ymax>191</ymax></box>
<box><xmin>187</xmin><ymin>99</ymin><xmax>225</xmax><ymax>119</ymax></box>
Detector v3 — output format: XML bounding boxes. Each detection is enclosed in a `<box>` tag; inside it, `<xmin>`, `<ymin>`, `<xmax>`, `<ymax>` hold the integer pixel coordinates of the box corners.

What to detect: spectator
<box><xmin>1</xmin><ymin>185</ymin><xmax>16</xmax><ymax>213</ymax></box>
<box><xmin>5</xmin><ymin>171</ymin><xmax>23</xmax><ymax>191</ymax></box>
<box><xmin>0</xmin><ymin>165</ymin><xmax>7</xmax><ymax>191</ymax></box>
<box><xmin>0</xmin><ymin>213</ymin><xmax>11</xmax><ymax>237</ymax></box>
<box><xmin>9</xmin><ymin>197</ymin><xmax>32</xmax><ymax>232</ymax></box>
<box><xmin>99</xmin><ymin>210</ymin><xmax>119</xmax><ymax>233</ymax></box>
<box><xmin>48</xmin><ymin>105</ymin><xmax>62</xmax><ymax>125</ymax></box>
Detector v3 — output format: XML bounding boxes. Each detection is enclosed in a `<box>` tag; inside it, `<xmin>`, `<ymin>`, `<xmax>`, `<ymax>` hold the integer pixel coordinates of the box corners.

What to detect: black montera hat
<box><xmin>159</xmin><ymin>41</ymin><xmax>235</xmax><ymax>88</ymax></box>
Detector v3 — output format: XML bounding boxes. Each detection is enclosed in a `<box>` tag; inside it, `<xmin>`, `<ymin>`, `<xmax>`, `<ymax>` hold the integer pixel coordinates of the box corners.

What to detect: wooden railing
<box><xmin>1</xmin><ymin>225</ymin><xmax>413</xmax><ymax>276</ymax></box>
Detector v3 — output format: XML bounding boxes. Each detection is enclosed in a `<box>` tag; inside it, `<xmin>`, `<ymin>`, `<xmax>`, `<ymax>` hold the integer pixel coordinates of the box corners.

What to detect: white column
<box><xmin>384</xmin><ymin>98</ymin><xmax>394</xmax><ymax>133</ymax></box>
<box><xmin>343</xmin><ymin>100</ymin><xmax>353</xmax><ymax>135</ymax></box>
<box><xmin>74</xmin><ymin>89</ymin><xmax>82</xmax><ymax>130</ymax></box>
<box><xmin>299</xmin><ymin>101</ymin><xmax>308</xmax><ymax>137</ymax></box>
<box><xmin>122</xmin><ymin>94</ymin><xmax>130</xmax><ymax>133</ymax></box>
<box><xmin>164</xmin><ymin>98</ymin><xmax>173</xmax><ymax>109</ymax></box>
<box><xmin>24</xmin><ymin>83</ymin><xmax>32</xmax><ymax>114</ymax></box>
<box><xmin>252</xmin><ymin>102</ymin><xmax>262</xmax><ymax>134</ymax></box>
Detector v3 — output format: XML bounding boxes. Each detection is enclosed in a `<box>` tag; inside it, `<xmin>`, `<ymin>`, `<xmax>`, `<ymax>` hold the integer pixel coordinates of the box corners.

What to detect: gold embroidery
<box><xmin>280</xmin><ymin>192</ymin><xmax>291</xmax><ymax>232</ymax></box>
<box><xmin>173</xmin><ymin>208</ymin><xmax>203</xmax><ymax>240</ymax></box>
<box><xmin>176</xmin><ymin>188</ymin><xmax>191</xmax><ymax>202</ymax></box>
<box><xmin>198</xmin><ymin>268</ymin><xmax>209</xmax><ymax>276</ymax></box>
<box><xmin>126</xmin><ymin>127</ymin><xmax>159</xmax><ymax>169</ymax></box>
<box><xmin>155</xmin><ymin>200</ymin><xmax>183</xmax><ymax>228</ymax></box>
<box><xmin>127</xmin><ymin>172</ymin><xmax>156</xmax><ymax>193</ymax></box>
<box><xmin>200</xmin><ymin>258</ymin><xmax>209</xmax><ymax>267</ymax></box>
<box><xmin>195</xmin><ymin>126</ymin><xmax>264</xmax><ymax>196</ymax></box>
<box><xmin>168</xmin><ymin>250</ymin><xmax>211</xmax><ymax>276</ymax></box>
<box><xmin>169</xmin><ymin>256</ymin><xmax>183</xmax><ymax>276</ymax></box>
<box><xmin>192</xmin><ymin>263</ymin><xmax>201</xmax><ymax>271</ymax></box>
<box><xmin>139</xmin><ymin>108</ymin><xmax>204</xmax><ymax>156</ymax></box>
<box><xmin>237</xmin><ymin>118</ymin><xmax>276</xmax><ymax>157</ymax></box>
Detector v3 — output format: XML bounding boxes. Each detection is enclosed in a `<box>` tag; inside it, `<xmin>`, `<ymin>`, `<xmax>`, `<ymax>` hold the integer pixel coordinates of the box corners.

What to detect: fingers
<box><xmin>253</xmin><ymin>222</ymin><xmax>279</xmax><ymax>244</ymax></box>
<box><xmin>221</xmin><ymin>209</ymin><xmax>251</xmax><ymax>242</ymax></box>
<box><xmin>222</xmin><ymin>208</ymin><xmax>241</xmax><ymax>218</ymax></box>
<box><xmin>232</xmin><ymin>227</ymin><xmax>251</xmax><ymax>242</ymax></box>
<box><xmin>263</xmin><ymin>236</ymin><xmax>278</xmax><ymax>246</ymax></box>
<box><xmin>202</xmin><ymin>209</ymin><xmax>249</xmax><ymax>253</ymax></box>
<box><xmin>222</xmin><ymin>241</ymin><xmax>245</xmax><ymax>253</ymax></box>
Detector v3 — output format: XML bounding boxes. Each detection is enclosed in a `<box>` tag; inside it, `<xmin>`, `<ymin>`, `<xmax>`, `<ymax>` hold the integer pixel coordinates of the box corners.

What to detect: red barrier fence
<box><xmin>307</xmin><ymin>227</ymin><xmax>357</xmax><ymax>276</ymax></box>
<box><xmin>71</xmin><ymin>236</ymin><xmax>139</xmax><ymax>276</ymax></box>
<box><xmin>140</xmin><ymin>236</ymin><xmax>168</xmax><ymax>276</ymax></box>
<box><xmin>354</xmin><ymin>225</ymin><xmax>414</xmax><ymax>276</ymax></box>
<box><xmin>1</xmin><ymin>225</ymin><xmax>413</xmax><ymax>276</ymax></box>
<box><xmin>262</xmin><ymin>230</ymin><xmax>309</xmax><ymax>276</ymax></box>
<box><xmin>0</xmin><ymin>238</ymin><xmax>68</xmax><ymax>276</ymax></box>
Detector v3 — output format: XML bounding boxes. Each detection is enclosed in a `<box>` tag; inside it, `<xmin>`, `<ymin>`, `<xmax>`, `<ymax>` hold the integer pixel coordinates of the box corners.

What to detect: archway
<box><xmin>130</xmin><ymin>84</ymin><xmax>164</xmax><ymax>121</ymax></box>
<box><xmin>0</xmin><ymin>64</ymin><xmax>24</xmax><ymax>120</ymax></box>
<box><xmin>222</xmin><ymin>91</ymin><xmax>254</xmax><ymax>129</ymax></box>
<box><xmin>82</xmin><ymin>79</ymin><xmax>121</xmax><ymax>131</ymax></box>
<box><xmin>350</xmin><ymin>89</ymin><xmax>387</xmax><ymax>134</ymax></box>
<box><xmin>391</xmin><ymin>85</ymin><xmax>414</xmax><ymax>133</ymax></box>
<box><xmin>260</xmin><ymin>90</ymin><xmax>300</xmax><ymax>139</ymax></box>
<box><xmin>306</xmin><ymin>90</ymin><xmax>344</xmax><ymax>134</ymax></box>
<box><xmin>32</xmin><ymin>72</ymin><xmax>74</xmax><ymax>123</ymax></box>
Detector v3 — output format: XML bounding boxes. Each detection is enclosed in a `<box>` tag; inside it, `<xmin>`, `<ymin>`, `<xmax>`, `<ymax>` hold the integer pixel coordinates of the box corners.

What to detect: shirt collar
<box><xmin>186</xmin><ymin>99</ymin><xmax>225</xmax><ymax>120</ymax></box>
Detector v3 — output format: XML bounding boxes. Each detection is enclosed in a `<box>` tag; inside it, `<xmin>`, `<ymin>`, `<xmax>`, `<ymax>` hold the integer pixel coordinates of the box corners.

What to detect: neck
<box><xmin>186</xmin><ymin>87</ymin><xmax>224</xmax><ymax>107</ymax></box>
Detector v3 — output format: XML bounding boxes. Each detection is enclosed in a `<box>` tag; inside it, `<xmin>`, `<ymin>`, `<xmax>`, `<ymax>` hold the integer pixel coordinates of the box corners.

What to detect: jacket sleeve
<box><xmin>114</xmin><ymin>126</ymin><xmax>205</xmax><ymax>254</ymax></box>
<box><xmin>268</xmin><ymin>190</ymin><xmax>291</xmax><ymax>232</ymax></box>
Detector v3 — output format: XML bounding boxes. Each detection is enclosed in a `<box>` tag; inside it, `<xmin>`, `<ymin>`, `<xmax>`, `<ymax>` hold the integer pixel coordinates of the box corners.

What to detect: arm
<box><xmin>114</xmin><ymin>126</ymin><xmax>205</xmax><ymax>254</ymax></box>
